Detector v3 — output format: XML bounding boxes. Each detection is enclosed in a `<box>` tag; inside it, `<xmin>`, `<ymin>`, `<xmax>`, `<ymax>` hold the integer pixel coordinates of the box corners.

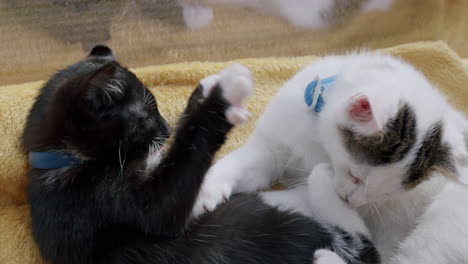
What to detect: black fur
<box><xmin>23</xmin><ymin>46</ymin><xmax>380</xmax><ymax>264</ymax></box>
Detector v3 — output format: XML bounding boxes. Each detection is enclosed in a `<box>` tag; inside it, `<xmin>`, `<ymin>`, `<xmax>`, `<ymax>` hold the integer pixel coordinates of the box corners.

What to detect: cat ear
<box><xmin>85</xmin><ymin>63</ymin><xmax>126</xmax><ymax>112</ymax></box>
<box><xmin>88</xmin><ymin>45</ymin><xmax>114</xmax><ymax>59</ymax></box>
<box><xmin>347</xmin><ymin>92</ymin><xmax>382</xmax><ymax>133</ymax></box>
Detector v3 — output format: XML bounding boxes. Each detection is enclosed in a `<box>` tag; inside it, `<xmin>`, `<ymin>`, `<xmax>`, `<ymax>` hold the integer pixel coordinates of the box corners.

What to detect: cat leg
<box><xmin>191</xmin><ymin>135</ymin><xmax>281</xmax><ymax>217</ymax></box>
<box><xmin>313</xmin><ymin>250</ymin><xmax>347</xmax><ymax>264</ymax></box>
<box><xmin>191</xmin><ymin>66</ymin><xmax>279</xmax><ymax>217</ymax></box>
<box><xmin>142</xmin><ymin>63</ymin><xmax>253</xmax><ymax>235</ymax></box>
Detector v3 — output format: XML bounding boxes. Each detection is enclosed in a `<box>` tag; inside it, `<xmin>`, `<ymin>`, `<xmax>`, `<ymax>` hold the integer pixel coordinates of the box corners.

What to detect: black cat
<box><xmin>22</xmin><ymin>45</ymin><xmax>380</xmax><ymax>264</ymax></box>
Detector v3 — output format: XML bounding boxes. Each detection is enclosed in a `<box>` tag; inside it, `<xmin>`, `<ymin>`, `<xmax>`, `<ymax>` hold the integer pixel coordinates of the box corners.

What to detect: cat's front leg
<box><xmin>191</xmin><ymin>138</ymin><xmax>279</xmax><ymax>217</ymax></box>
<box><xmin>144</xmin><ymin>63</ymin><xmax>253</xmax><ymax>233</ymax></box>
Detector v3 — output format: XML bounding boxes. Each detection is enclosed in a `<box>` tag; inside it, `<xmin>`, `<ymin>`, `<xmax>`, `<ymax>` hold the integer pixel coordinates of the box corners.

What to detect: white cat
<box><xmin>193</xmin><ymin>53</ymin><xmax>468</xmax><ymax>263</ymax></box>
<box><xmin>180</xmin><ymin>0</ymin><xmax>394</xmax><ymax>30</ymax></box>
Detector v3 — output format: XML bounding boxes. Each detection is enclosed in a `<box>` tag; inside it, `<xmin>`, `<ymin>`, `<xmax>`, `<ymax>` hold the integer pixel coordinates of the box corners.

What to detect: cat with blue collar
<box><xmin>194</xmin><ymin>53</ymin><xmax>468</xmax><ymax>264</ymax></box>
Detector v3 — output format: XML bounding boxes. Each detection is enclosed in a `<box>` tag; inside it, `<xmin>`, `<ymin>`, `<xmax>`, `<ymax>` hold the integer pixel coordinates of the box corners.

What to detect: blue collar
<box><xmin>304</xmin><ymin>75</ymin><xmax>337</xmax><ymax>113</ymax></box>
<box><xmin>29</xmin><ymin>151</ymin><xmax>82</xmax><ymax>169</ymax></box>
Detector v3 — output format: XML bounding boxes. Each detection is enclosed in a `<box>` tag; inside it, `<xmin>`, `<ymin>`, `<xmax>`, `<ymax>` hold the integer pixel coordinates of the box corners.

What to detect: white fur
<box><xmin>194</xmin><ymin>53</ymin><xmax>468</xmax><ymax>263</ymax></box>
<box><xmin>145</xmin><ymin>64</ymin><xmax>252</xmax><ymax>179</ymax></box>
<box><xmin>181</xmin><ymin>0</ymin><xmax>395</xmax><ymax>29</ymax></box>
<box><xmin>314</xmin><ymin>249</ymin><xmax>347</xmax><ymax>264</ymax></box>
<box><xmin>261</xmin><ymin>163</ymin><xmax>369</xmax><ymax>236</ymax></box>
<box><xmin>180</xmin><ymin>2</ymin><xmax>214</xmax><ymax>30</ymax></box>
<box><xmin>261</xmin><ymin>163</ymin><xmax>370</xmax><ymax>263</ymax></box>
<box><xmin>200</xmin><ymin>63</ymin><xmax>253</xmax><ymax>125</ymax></box>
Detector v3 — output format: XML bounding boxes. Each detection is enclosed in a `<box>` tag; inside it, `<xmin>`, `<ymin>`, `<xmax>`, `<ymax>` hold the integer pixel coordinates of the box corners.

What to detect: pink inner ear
<box><xmin>349</xmin><ymin>94</ymin><xmax>373</xmax><ymax>122</ymax></box>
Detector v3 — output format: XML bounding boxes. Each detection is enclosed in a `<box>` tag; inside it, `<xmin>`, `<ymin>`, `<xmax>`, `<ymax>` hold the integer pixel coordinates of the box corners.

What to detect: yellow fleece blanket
<box><xmin>0</xmin><ymin>41</ymin><xmax>467</xmax><ymax>263</ymax></box>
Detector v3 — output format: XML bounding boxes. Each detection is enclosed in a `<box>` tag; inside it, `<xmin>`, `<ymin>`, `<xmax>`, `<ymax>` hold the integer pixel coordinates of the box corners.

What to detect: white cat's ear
<box><xmin>346</xmin><ymin>92</ymin><xmax>382</xmax><ymax>134</ymax></box>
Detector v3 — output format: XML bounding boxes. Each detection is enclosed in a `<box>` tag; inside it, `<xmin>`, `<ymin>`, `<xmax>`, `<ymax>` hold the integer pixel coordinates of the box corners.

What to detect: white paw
<box><xmin>192</xmin><ymin>177</ymin><xmax>233</xmax><ymax>218</ymax></box>
<box><xmin>307</xmin><ymin>164</ymin><xmax>369</xmax><ymax>236</ymax></box>
<box><xmin>308</xmin><ymin>163</ymin><xmax>334</xmax><ymax>190</ymax></box>
<box><xmin>182</xmin><ymin>4</ymin><xmax>214</xmax><ymax>30</ymax></box>
<box><xmin>145</xmin><ymin>150</ymin><xmax>163</xmax><ymax>172</ymax></box>
<box><xmin>313</xmin><ymin>249</ymin><xmax>346</xmax><ymax>264</ymax></box>
<box><xmin>199</xmin><ymin>63</ymin><xmax>253</xmax><ymax>125</ymax></box>
<box><xmin>307</xmin><ymin>163</ymin><xmax>345</xmax><ymax>211</ymax></box>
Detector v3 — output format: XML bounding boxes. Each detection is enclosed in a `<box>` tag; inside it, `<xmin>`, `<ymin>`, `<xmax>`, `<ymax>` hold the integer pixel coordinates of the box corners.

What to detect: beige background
<box><xmin>1</xmin><ymin>0</ymin><xmax>468</xmax><ymax>85</ymax></box>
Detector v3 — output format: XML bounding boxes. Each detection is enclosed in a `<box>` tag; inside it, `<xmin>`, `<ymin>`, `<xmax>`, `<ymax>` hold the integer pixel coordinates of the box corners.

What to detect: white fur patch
<box><xmin>181</xmin><ymin>4</ymin><xmax>214</xmax><ymax>30</ymax></box>
<box><xmin>313</xmin><ymin>249</ymin><xmax>347</xmax><ymax>264</ymax></box>
<box><xmin>199</xmin><ymin>63</ymin><xmax>253</xmax><ymax>125</ymax></box>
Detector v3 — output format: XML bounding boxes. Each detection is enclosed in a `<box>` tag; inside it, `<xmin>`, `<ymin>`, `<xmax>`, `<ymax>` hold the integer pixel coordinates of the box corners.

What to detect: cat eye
<box><xmin>347</xmin><ymin>170</ymin><xmax>363</xmax><ymax>185</ymax></box>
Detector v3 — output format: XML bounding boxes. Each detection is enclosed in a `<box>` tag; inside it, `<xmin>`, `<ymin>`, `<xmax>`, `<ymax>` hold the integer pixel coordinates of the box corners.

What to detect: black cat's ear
<box><xmin>88</xmin><ymin>45</ymin><xmax>114</xmax><ymax>59</ymax></box>
<box><xmin>85</xmin><ymin>63</ymin><xmax>126</xmax><ymax>112</ymax></box>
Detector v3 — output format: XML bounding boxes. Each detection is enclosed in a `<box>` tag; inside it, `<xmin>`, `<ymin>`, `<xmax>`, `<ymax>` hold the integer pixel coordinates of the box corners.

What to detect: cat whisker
<box><xmin>364</xmin><ymin>178</ymin><xmax>369</xmax><ymax>195</ymax></box>
<box><xmin>280</xmin><ymin>165</ymin><xmax>311</xmax><ymax>172</ymax></box>
<box><xmin>118</xmin><ymin>141</ymin><xmax>126</xmax><ymax>177</ymax></box>
<box><xmin>370</xmin><ymin>202</ymin><xmax>386</xmax><ymax>233</ymax></box>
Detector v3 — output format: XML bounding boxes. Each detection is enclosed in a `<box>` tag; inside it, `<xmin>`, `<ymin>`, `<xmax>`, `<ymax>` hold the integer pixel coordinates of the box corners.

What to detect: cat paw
<box><xmin>192</xmin><ymin>177</ymin><xmax>233</xmax><ymax>218</ymax></box>
<box><xmin>308</xmin><ymin>163</ymin><xmax>334</xmax><ymax>190</ymax></box>
<box><xmin>307</xmin><ymin>163</ymin><xmax>349</xmax><ymax>212</ymax></box>
<box><xmin>182</xmin><ymin>4</ymin><xmax>214</xmax><ymax>30</ymax></box>
<box><xmin>199</xmin><ymin>63</ymin><xmax>253</xmax><ymax>125</ymax></box>
<box><xmin>313</xmin><ymin>250</ymin><xmax>346</xmax><ymax>264</ymax></box>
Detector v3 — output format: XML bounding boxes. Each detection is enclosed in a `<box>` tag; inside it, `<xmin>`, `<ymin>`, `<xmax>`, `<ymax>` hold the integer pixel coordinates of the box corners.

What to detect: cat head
<box><xmin>318</xmin><ymin>54</ymin><xmax>468</xmax><ymax>208</ymax></box>
<box><xmin>22</xmin><ymin>45</ymin><xmax>170</xmax><ymax>166</ymax></box>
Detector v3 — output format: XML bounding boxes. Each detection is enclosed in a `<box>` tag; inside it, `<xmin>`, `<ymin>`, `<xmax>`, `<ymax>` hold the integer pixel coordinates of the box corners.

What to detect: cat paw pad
<box><xmin>313</xmin><ymin>250</ymin><xmax>346</xmax><ymax>264</ymax></box>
